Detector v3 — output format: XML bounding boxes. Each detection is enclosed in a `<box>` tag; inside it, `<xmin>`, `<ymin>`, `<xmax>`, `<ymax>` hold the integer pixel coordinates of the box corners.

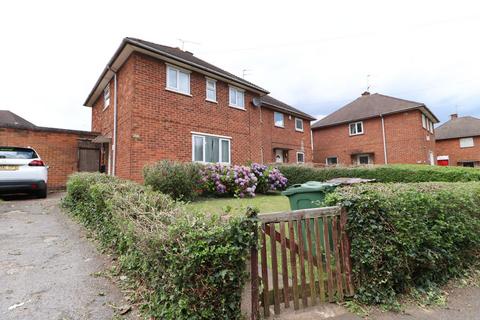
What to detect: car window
<box><xmin>0</xmin><ymin>147</ymin><xmax>38</xmax><ymax>159</ymax></box>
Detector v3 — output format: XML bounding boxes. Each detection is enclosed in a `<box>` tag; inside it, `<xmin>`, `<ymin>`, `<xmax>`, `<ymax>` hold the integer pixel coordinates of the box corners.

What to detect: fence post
<box><xmin>241</xmin><ymin>210</ymin><xmax>259</xmax><ymax>319</ymax></box>
<box><xmin>340</xmin><ymin>207</ymin><xmax>354</xmax><ymax>296</ymax></box>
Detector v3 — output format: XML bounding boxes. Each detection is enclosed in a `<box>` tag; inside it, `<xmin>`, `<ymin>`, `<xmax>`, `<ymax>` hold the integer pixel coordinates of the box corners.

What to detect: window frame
<box><xmin>422</xmin><ymin>113</ymin><xmax>426</xmax><ymax>129</ymax></box>
<box><xmin>326</xmin><ymin>156</ymin><xmax>338</xmax><ymax>166</ymax></box>
<box><xmin>228</xmin><ymin>86</ymin><xmax>245</xmax><ymax>109</ymax></box>
<box><xmin>460</xmin><ymin>137</ymin><xmax>474</xmax><ymax>148</ymax></box>
<box><xmin>166</xmin><ymin>64</ymin><xmax>191</xmax><ymax>96</ymax></box>
<box><xmin>356</xmin><ymin>154</ymin><xmax>371</xmax><ymax>165</ymax></box>
<box><xmin>296</xmin><ymin>151</ymin><xmax>305</xmax><ymax>164</ymax></box>
<box><xmin>349</xmin><ymin>121</ymin><xmax>364</xmax><ymax>136</ymax></box>
<box><xmin>274</xmin><ymin>112</ymin><xmax>285</xmax><ymax>128</ymax></box>
<box><xmin>205</xmin><ymin>77</ymin><xmax>217</xmax><ymax>103</ymax></box>
<box><xmin>295</xmin><ymin>117</ymin><xmax>304</xmax><ymax>132</ymax></box>
<box><xmin>103</xmin><ymin>84</ymin><xmax>110</xmax><ymax>110</ymax></box>
<box><xmin>191</xmin><ymin>133</ymin><xmax>231</xmax><ymax>164</ymax></box>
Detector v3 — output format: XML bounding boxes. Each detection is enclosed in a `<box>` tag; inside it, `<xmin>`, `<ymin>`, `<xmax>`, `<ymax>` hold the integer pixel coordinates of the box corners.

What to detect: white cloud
<box><xmin>0</xmin><ymin>0</ymin><xmax>479</xmax><ymax>130</ymax></box>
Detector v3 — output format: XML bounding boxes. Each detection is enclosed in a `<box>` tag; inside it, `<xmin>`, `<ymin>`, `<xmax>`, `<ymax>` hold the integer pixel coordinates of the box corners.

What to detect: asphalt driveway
<box><xmin>0</xmin><ymin>193</ymin><xmax>134</xmax><ymax>320</ymax></box>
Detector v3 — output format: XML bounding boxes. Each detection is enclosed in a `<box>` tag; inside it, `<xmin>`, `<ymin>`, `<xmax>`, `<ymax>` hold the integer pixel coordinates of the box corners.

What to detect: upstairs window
<box><xmin>192</xmin><ymin>134</ymin><xmax>230</xmax><ymax>164</ymax></box>
<box><xmin>274</xmin><ymin>112</ymin><xmax>284</xmax><ymax>127</ymax></box>
<box><xmin>296</xmin><ymin>152</ymin><xmax>305</xmax><ymax>163</ymax></box>
<box><xmin>349</xmin><ymin>121</ymin><xmax>364</xmax><ymax>136</ymax></box>
<box><xmin>422</xmin><ymin>114</ymin><xmax>427</xmax><ymax>129</ymax></box>
<box><xmin>460</xmin><ymin>137</ymin><xmax>474</xmax><ymax>148</ymax></box>
<box><xmin>229</xmin><ymin>86</ymin><xmax>245</xmax><ymax>109</ymax></box>
<box><xmin>166</xmin><ymin>65</ymin><xmax>190</xmax><ymax>95</ymax></box>
<box><xmin>103</xmin><ymin>84</ymin><xmax>110</xmax><ymax>109</ymax></box>
<box><xmin>206</xmin><ymin>78</ymin><xmax>217</xmax><ymax>102</ymax></box>
<box><xmin>326</xmin><ymin>157</ymin><xmax>338</xmax><ymax>165</ymax></box>
<box><xmin>295</xmin><ymin>118</ymin><xmax>304</xmax><ymax>131</ymax></box>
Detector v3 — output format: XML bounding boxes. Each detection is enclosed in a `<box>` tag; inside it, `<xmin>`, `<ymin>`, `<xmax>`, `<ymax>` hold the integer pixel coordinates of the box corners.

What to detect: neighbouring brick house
<box><xmin>0</xmin><ymin>110</ymin><xmax>98</xmax><ymax>190</ymax></box>
<box><xmin>311</xmin><ymin>92</ymin><xmax>439</xmax><ymax>166</ymax></box>
<box><xmin>435</xmin><ymin>114</ymin><xmax>480</xmax><ymax>167</ymax></box>
<box><xmin>84</xmin><ymin>37</ymin><xmax>315</xmax><ymax>183</ymax></box>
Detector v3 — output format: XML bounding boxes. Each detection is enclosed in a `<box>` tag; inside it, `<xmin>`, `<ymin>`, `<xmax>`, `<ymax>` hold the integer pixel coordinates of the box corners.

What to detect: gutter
<box><xmin>107</xmin><ymin>67</ymin><xmax>118</xmax><ymax>176</ymax></box>
<box><xmin>381</xmin><ymin>114</ymin><xmax>388</xmax><ymax>164</ymax></box>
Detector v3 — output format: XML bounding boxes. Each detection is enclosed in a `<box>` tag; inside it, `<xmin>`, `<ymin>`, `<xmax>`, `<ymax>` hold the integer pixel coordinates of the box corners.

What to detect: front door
<box><xmin>275</xmin><ymin>149</ymin><xmax>284</xmax><ymax>163</ymax></box>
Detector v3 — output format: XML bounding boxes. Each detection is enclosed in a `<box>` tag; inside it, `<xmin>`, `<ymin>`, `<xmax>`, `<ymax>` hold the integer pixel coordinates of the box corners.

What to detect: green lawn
<box><xmin>187</xmin><ymin>193</ymin><xmax>290</xmax><ymax>215</ymax></box>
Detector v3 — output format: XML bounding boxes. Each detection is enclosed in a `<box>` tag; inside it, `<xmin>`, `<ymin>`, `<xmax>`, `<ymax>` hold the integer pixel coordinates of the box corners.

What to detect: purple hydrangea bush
<box><xmin>200</xmin><ymin>163</ymin><xmax>288</xmax><ymax>197</ymax></box>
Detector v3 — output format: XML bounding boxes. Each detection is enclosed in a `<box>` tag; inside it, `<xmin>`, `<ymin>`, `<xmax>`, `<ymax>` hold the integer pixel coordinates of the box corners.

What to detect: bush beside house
<box><xmin>63</xmin><ymin>173</ymin><xmax>256</xmax><ymax>320</ymax></box>
<box><xmin>325</xmin><ymin>182</ymin><xmax>480</xmax><ymax>305</ymax></box>
<box><xmin>280</xmin><ymin>164</ymin><xmax>480</xmax><ymax>185</ymax></box>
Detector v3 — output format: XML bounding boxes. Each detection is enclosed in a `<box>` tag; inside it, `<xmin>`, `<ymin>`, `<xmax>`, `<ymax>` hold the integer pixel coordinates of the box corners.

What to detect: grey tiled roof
<box><xmin>0</xmin><ymin>110</ymin><xmax>35</xmax><ymax>129</ymax></box>
<box><xmin>260</xmin><ymin>95</ymin><xmax>316</xmax><ymax>120</ymax></box>
<box><xmin>312</xmin><ymin>93</ymin><xmax>439</xmax><ymax>129</ymax></box>
<box><xmin>435</xmin><ymin>116</ymin><xmax>480</xmax><ymax>140</ymax></box>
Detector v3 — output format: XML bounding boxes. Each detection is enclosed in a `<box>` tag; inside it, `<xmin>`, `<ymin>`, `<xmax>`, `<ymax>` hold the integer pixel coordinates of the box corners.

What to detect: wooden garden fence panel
<box><xmin>245</xmin><ymin>206</ymin><xmax>354</xmax><ymax>319</ymax></box>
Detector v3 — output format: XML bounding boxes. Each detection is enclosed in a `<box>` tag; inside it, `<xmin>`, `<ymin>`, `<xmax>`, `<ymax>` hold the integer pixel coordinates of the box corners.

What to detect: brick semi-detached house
<box><xmin>311</xmin><ymin>92</ymin><xmax>439</xmax><ymax>165</ymax></box>
<box><xmin>435</xmin><ymin>114</ymin><xmax>480</xmax><ymax>167</ymax></box>
<box><xmin>85</xmin><ymin>37</ymin><xmax>315</xmax><ymax>182</ymax></box>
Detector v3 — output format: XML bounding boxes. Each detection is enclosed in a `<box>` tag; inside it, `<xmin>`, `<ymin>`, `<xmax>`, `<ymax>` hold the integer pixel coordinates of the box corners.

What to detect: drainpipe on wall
<box><xmin>381</xmin><ymin>114</ymin><xmax>388</xmax><ymax>164</ymax></box>
<box><xmin>108</xmin><ymin>67</ymin><xmax>118</xmax><ymax>176</ymax></box>
<box><xmin>310</xmin><ymin>129</ymin><xmax>314</xmax><ymax>161</ymax></box>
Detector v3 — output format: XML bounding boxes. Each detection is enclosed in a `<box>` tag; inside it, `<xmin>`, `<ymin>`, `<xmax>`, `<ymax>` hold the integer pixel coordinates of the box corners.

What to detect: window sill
<box><xmin>275</xmin><ymin>125</ymin><xmax>285</xmax><ymax>129</ymax></box>
<box><xmin>206</xmin><ymin>99</ymin><xmax>218</xmax><ymax>104</ymax></box>
<box><xmin>103</xmin><ymin>105</ymin><xmax>109</xmax><ymax>111</ymax></box>
<box><xmin>295</xmin><ymin>129</ymin><xmax>304</xmax><ymax>132</ymax></box>
<box><xmin>349</xmin><ymin>132</ymin><xmax>364</xmax><ymax>136</ymax></box>
<box><xmin>229</xmin><ymin>105</ymin><xmax>246</xmax><ymax>111</ymax></box>
<box><xmin>165</xmin><ymin>87</ymin><xmax>192</xmax><ymax>97</ymax></box>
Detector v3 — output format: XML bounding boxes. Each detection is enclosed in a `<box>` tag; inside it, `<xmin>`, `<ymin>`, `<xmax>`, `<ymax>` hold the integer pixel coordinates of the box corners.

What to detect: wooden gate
<box><xmin>78</xmin><ymin>140</ymin><xmax>100</xmax><ymax>172</ymax></box>
<box><xmin>247</xmin><ymin>206</ymin><xmax>353</xmax><ymax>318</ymax></box>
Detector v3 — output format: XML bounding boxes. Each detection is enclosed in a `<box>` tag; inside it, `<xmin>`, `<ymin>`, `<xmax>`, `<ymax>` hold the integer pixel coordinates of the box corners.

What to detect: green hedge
<box><xmin>280</xmin><ymin>164</ymin><xmax>480</xmax><ymax>185</ymax></box>
<box><xmin>325</xmin><ymin>182</ymin><xmax>480</xmax><ymax>305</ymax></box>
<box><xmin>63</xmin><ymin>173</ymin><xmax>256</xmax><ymax>319</ymax></box>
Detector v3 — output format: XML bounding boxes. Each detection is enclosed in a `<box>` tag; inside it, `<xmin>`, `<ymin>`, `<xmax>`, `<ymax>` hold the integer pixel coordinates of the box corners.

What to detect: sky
<box><xmin>0</xmin><ymin>0</ymin><xmax>479</xmax><ymax>130</ymax></box>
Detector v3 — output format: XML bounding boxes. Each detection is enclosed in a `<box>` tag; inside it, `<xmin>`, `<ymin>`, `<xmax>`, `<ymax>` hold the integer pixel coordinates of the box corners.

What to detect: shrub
<box><xmin>63</xmin><ymin>173</ymin><xmax>257</xmax><ymax>319</ymax></box>
<box><xmin>325</xmin><ymin>182</ymin><xmax>480</xmax><ymax>305</ymax></box>
<box><xmin>143</xmin><ymin>160</ymin><xmax>202</xmax><ymax>201</ymax></box>
<box><xmin>280</xmin><ymin>164</ymin><xmax>480</xmax><ymax>185</ymax></box>
<box><xmin>199</xmin><ymin>164</ymin><xmax>257</xmax><ymax>197</ymax></box>
<box><xmin>251</xmin><ymin>163</ymin><xmax>288</xmax><ymax>194</ymax></box>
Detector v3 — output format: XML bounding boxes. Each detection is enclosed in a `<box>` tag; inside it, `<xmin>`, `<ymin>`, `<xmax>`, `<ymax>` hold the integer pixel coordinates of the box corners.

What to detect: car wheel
<box><xmin>37</xmin><ymin>185</ymin><xmax>47</xmax><ymax>199</ymax></box>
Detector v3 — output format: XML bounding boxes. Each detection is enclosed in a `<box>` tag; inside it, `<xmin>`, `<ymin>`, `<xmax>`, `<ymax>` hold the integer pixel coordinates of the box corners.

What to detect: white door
<box><xmin>429</xmin><ymin>151</ymin><xmax>434</xmax><ymax>165</ymax></box>
<box><xmin>275</xmin><ymin>149</ymin><xmax>284</xmax><ymax>163</ymax></box>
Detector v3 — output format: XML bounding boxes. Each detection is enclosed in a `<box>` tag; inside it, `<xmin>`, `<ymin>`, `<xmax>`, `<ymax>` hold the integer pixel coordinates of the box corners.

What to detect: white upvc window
<box><xmin>229</xmin><ymin>86</ymin><xmax>245</xmax><ymax>109</ymax></box>
<box><xmin>166</xmin><ymin>65</ymin><xmax>191</xmax><ymax>95</ymax></box>
<box><xmin>356</xmin><ymin>154</ymin><xmax>371</xmax><ymax>165</ymax></box>
<box><xmin>295</xmin><ymin>118</ymin><xmax>304</xmax><ymax>131</ymax></box>
<box><xmin>274</xmin><ymin>112</ymin><xmax>284</xmax><ymax>127</ymax></box>
<box><xmin>460</xmin><ymin>137</ymin><xmax>474</xmax><ymax>148</ymax></box>
<box><xmin>103</xmin><ymin>84</ymin><xmax>110</xmax><ymax>109</ymax></box>
<box><xmin>206</xmin><ymin>78</ymin><xmax>217</xmax><ymax>102</ymax></box>
<box><xmin>296</xmin><ymin>152</ymin><xmax>305</xmax><ymax>164</ymax></box>
<box><xmin>192</xmin><ymin>133</ymin><xmax>231</xmax><ymax>164</ymax></box>
<box><xmin>326</xmin><ymin>157</ymin><xmax>338</xmax><ymax>165</ymax></box>
<box><xmin>349</xmin><ymin>121</ymin><xmax>364</xmax><ymax>136</ymax></box>
<box><xmin>422</xmin><ymin>114</ymin><xmax>426</xmax><ymax>129</ymax></box>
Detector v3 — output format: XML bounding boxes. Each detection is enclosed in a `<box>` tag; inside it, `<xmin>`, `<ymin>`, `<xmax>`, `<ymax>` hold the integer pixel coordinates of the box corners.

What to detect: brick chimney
<box><xmin>361</xmin><ymin>91</ymin><xmax>370</xmax><ymax>96</ymax></box>
<box><xmin>450</xmin><ymin>113</ymin><xmax>458</xmax><ymax>120</ymax></box>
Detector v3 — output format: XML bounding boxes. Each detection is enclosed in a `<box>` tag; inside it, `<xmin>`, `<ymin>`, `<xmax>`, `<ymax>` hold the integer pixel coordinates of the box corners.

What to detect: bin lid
<box><xmin>282</xmin><ymin>181</ymin><xmax>338</xmax><ymax>196</ymax></box>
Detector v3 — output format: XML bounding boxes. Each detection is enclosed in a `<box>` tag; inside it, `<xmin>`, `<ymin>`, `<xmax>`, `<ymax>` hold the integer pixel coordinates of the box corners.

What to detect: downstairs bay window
<box><xmin>192</xmin><ymin>133</ymin><xmax>231</xmax><ymax>164</ymax></box>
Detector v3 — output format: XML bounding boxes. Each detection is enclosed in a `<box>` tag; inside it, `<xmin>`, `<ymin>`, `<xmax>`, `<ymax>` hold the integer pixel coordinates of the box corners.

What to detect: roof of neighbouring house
<box><xmin>435</xmin><ymin>116</ymin><xmax>480</xmax><ymax>140</ymax></box>
<box><xmin>0</xmin><ymin>110</ymin><xmax>36</xmax><ymax>129</ymax></box>
<box><xmin>0</xmin><ymin>110</ymin><xmax>96</xmax><ymax>135</ymax></box>
<box><xmin>311</xmin><ymin>93</ymin><xmax>439</xmax><ymax>129</ymax></box>
<box><xmin>84</xmin><ymin>37</ymin><xmax>270</xmax><ymax>107</ymax></box>
<box><xmin>260</xmin><ymin>95</ymin><xmax>316</xmax><ymax>121</ymax></box>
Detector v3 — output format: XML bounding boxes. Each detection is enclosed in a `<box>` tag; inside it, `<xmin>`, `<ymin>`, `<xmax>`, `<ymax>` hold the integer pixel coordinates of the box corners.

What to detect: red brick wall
<box><xmin>261</xmin><ymin>107</ymin><xmax>312</xmax><ymax>163</ymax></box>
<box><xmin>0</xmin><ymin>127</ymin><xmax>96</xmax><ymax>189</ymax></box>
<box><xmin>312</xmin><ymin>110</ymin><xmax>435</xmax><ymax>165</ymax></box>
<box><xmin>436</xmin><ymin>136</ymin><xmax>480</xmax><ymax>166</ymax></box>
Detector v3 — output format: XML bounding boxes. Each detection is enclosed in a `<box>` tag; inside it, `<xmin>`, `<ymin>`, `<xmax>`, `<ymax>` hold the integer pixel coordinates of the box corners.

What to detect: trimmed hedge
<box><xmin>280</xmin><ymin>164</ymin><xmax>480</xmax><ymax>185</ymax></box>
<box><xmin>325</xmin><ymin>182</ymin><xmax>480</xmax><ymax>305</ymax></box>
<box><xmin>63</xmin><ymin>173</ymin><xmax>256</xmax><ymax>319</ymax></box>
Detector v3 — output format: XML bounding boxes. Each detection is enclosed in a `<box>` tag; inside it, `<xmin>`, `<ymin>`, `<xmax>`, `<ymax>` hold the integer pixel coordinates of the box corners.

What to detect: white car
<box><xmin>0</xmin><ymin>146</ymin><xmax>48</xmax><ymax>198</ymax></box>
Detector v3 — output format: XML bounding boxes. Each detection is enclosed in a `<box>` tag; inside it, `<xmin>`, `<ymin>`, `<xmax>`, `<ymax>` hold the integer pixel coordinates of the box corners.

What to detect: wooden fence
<box><xmin>243</xmin><ymin>206</ymin><xmax>354</xmax><ymax>319</ymax></box>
